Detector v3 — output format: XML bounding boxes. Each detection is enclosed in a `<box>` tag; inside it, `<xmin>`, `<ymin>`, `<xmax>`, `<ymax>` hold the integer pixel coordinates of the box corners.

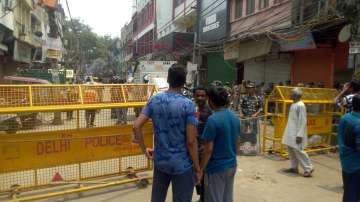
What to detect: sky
<box><xmin>60</xmin><ymin>0</ymin><xmax>133</xmax><ymax>38</ymax></box>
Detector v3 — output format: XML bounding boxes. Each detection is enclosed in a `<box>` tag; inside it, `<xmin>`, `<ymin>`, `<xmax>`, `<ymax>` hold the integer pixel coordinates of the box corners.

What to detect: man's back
<box><xmin>142</xmin><ymin>91</ymin><xmax>196</xmax><ymax>174</ymax></box>
<box><xmin>338</xmin><ymin>112</ymin><xmax>360</xmax><ymax>174</ymax></box>
<box><xmin>202</xmin><ymin>109</ymin><xmax>240</xmax><ymax>174</ymax></box>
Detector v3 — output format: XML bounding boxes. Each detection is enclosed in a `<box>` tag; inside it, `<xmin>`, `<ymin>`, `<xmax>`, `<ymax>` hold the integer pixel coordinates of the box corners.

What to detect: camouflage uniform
<box><xmin>240</xmin><ymin>94</ymin><xmax>262</xmax><ymax>145</ymax></box>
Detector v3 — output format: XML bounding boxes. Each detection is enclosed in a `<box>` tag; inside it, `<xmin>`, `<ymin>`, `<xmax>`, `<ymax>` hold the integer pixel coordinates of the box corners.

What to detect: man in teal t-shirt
<box><xmin>338</xmin><ymin>94</ymin><xmax>360</xmax><ymax>202</ymax></box>
<box><xmin>201</xmin><ymin>86</ymin><xmax>240</xmax><ymax>202</ymax></box>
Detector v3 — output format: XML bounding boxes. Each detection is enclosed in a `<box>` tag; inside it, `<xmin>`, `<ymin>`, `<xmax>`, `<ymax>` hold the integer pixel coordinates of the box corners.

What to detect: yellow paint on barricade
<box><xmin>0</xmin><ymin>124</ymin><xmax>153</xmax><ymax>173</ymax></box>
<box><xmin>0</xmin><ymin>84</ymin><xmax>155</xmax><ymax>197</ymax></box>
<box><xmin>262</xmin><ymin>86</ymin><xmax>341</xmax><ymax>157</ymax></box>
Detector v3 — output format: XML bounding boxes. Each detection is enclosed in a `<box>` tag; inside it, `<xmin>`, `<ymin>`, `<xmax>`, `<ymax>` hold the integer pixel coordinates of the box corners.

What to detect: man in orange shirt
<box><xmin>84</xmin><ymin>78</ymin><xmax>98</xmax><ymax>127</ymax></box>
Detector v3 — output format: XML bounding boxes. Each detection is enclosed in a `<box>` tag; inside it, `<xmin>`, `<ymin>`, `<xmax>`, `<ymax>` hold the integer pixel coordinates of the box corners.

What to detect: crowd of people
<box><xmin>132</xmin><ymin>63</ymin><xmax>360</xmax><ymax>202</ymax></box>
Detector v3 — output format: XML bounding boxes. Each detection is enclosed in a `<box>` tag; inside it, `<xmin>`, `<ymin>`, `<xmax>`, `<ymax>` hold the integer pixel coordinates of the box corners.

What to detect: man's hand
<box><xmin>194</xmin><ymin>168</ymin><xmax>203</xmax><ymax>185</ymax></box>
<box><xmin>145</xmin><ymin>148</ymin><xmax>154</xmax><ymax>159</ymax></box>
<box><xmin>296</xmin><ymin>137</ymin><xmax>303</xmax><ymax>145</ymax></box>
<box><xmin>251</xmin><ymin>114</ymin><xmax>258</xmax><ymax>118</ymax></box>
<box><xmin>343</xmin><ymin>82</ymin><xmax>351</xmax><ymax>91</ymax></box>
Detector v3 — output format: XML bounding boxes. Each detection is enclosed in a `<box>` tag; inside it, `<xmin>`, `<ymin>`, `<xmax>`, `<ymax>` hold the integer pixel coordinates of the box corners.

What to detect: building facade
<box><xmin>0</xmin><ymin>0</ymin><xmax>64</xmax><ymax>79</ymax></box>
<box><xmin>133</xmin><ymin>0</ymin><xmax>155</xmax><ymax>59</ymax></box>
<box><xmin>226</xmin><ymin>0</ymin><xmax>349</xmax><ymax>87</ymax></box>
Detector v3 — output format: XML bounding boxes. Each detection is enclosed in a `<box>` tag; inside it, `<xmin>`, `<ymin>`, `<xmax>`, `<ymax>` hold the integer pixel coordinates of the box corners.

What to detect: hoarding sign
<box><xmin>349</xmin><ymin>41</ymin><xmax>360</xmax><ymax>54</ymax></box>
<box><xmin>278</xmin><ymin>32</ymin><xmax>316</xmax><ymax>51</ymax></box>
<box><xmin>198</xmin><ymin>0</ymin><xmax>228</xmax><ymax>43</ymax></box>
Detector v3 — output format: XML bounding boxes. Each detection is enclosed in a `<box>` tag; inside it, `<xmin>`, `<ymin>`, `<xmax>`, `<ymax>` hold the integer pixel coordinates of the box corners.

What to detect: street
<box><xmin>1</xmin><ymin>0</ymin><xmax>359</xmax><ymax>201</ymax></box>
<box><xmin>20</xmin><ymin>153</ymin><xmax>342</xmax><ymax>202</ymax></box>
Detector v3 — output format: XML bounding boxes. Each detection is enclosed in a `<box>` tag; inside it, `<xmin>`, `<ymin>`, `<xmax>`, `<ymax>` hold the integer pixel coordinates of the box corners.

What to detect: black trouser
<box><xmin>342</xmin><ymin>170</ymin><xmax>360</xmax><ymax>202</ymax></box>
<box><xmin>196</xmin><ymin>152</ymin><xmax>205</xmax><ymax>202</ymax></box>
<box><xmin>85</xmin><ymin>110</ymin><xmax>96</xmax><ymax>126</ymax></box>
<box><xmin>66</xmin><ymin>111</ymin><xmax>73</xmax><ymax>120</ymax></box>
<box><xmin>195</xmin><ymin>177</ymin><xmax>205</xmax><ymax>202</ymax></box>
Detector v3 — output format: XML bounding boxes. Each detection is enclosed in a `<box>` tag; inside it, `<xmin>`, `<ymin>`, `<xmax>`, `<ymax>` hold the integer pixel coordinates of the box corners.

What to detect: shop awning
<box><xmin>237</xmin><ymin>38</ymin><xmax>272</xmax><ymax>62</ymax></box>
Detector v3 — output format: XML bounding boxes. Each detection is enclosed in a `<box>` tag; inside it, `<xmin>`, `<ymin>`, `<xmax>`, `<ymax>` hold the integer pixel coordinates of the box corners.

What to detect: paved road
<box><xmin>15</xmin><ymin>153</ymin><xmax>343</xmax><ymax>202</ymax></box>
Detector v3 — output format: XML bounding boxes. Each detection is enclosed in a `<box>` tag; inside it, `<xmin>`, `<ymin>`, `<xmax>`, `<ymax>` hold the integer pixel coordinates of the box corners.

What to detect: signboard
<box><xmin>278</xmin><ymin>32</ymin><xmax>316</xmax><ymax>52</ymax></box>
<box><xmin>139</xmin><ymin>61</ymin><xmax>176</xmax><ymax>72</ymax></box>
<box><xmin>198</xmin><ymin>0</ymin><xmax>228</xmax><ymax>43</ymax></box>
<box><xmin>0</xmin><ymin>124</ymin><xmax>153</xmax><ymax>173</ymax></box>
<box><xmin>307</xmin><ymin>115</ymin><xmax>332</xmax><ymax>135</ymax></box>
<box><xmin>273</xmin><ymin>115</ymin><xmax>333</xmax><ymax>139</ymax></box>
<box><xmin>45</xmin><ymin>37</ymin><xmax>62</xmax><ymax>50</ymax></box>
<box><xmin>239</xmin><ymin>119</ymin><xmax>259</xmax><ymax>156</ymax></box>
<box><xmin>47</xmin><ymin>49</ymin><xmax>62</xmax><ymax>59</ymax></box>
<box><xmin>65</xmin><ymin>69</ymin><xmax>74</xmax><ymax>78</ymax></box>
<box><xmin>349</xmin><ymin>41</ymin><xmax>360</xmax><ymax>54</ymax></box>
<box><xmin>224</xmin><ymin>41</ymin><xmax>240</xmax><ymax>60</ymax></box>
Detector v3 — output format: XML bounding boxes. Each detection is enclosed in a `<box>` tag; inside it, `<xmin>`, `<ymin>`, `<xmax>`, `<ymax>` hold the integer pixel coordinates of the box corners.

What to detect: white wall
<box><xmin>0</xmin><ymin>0</ymin><xmax>14</xmax><ymax>31</ymax></box>
<box><xmin>244</xmin><ymin>54</ymin><xmax>292</xmax><ymax>84</ymax></box>
<box><xmin>156</xmin><ymin>0</ymin><xmax>174</xmax><ymax>39</ymax></box>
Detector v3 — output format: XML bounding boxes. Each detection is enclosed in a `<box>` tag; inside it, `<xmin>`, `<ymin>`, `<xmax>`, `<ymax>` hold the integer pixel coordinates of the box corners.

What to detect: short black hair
<box><xmin>207</xmin><ymin>86</ymin><xmax>229</xmax><ymax>107</ymax></box>
<box><xmin>167</xmin><ymin>64</ymin><xmax>187</xmax><ymax>88</ymax></box>
<box><xmin>193</xmin><ymin>86</ymin><xmax>207</xmax><ymax>95</ymax></box>
<box><xmin>353</xmin><ymin>94</ymin><xmax>360</xmax><ymax>111</ymax></box>
<box><xmin>350</xmin><ymin>79</ymin><xmax>360</xmax><ymax>92</ymax></box>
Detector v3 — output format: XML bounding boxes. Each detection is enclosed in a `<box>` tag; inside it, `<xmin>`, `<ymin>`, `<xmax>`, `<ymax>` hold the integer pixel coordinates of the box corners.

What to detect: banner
<box><xmin>238</xmin><ymin>118</ymin><xmax>259</xmax><ymax>156</ymax></box>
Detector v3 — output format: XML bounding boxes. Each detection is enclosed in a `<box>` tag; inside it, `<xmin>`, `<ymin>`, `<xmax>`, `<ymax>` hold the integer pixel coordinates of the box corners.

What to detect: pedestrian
<box><xmin>338</xmin><ymin>94</ymin><xmax>360</xmax><ymax>202</ymax></box>
<box><xmin>200</xmin><ymin>86</ymin><xmax>240</xmax><ymax>202</ymax></box>
<box><xmin>239</xmin><ymin>82</ymin><xmax>262</xmax><ymax>150</ymax></box>
<box><xmin>285</xmin><ymin>80</ymin><xmax>291</xmax><ymax>86</ymax></box>
<box><xmin>115</xmin><ymin>79</ymin><xmax>128</xmax><ymax>125</ymax></box>
<box><xmin>66</xmin><ymin>85</ymin><xmax>76</xmax><ymax>120</ymax></box>
<box><xmin>335</xmin><ymin>79</ymin><xmax>360</xmax><ymax>113</ymax></box>
<box><xmin>193</xmin><ymin>86</ymin><xmax>212</xmax><ymax>202</ymax></box>
<box><xmin>282</xmin><ymin>88</ymin><xmax>314</xmax><ymax>177</ymax></box>
<box><xmin>133</xmin><ymin>64</ymin><xmax>201</xmax><ymax>202</ymax></box>
<box><xmin>84</xmin><ymin>77</ymin><xmax>98</xmax><ymax>128</ymax></box>
<box><xmin>231</xmin><ymin>84</ymin><xmax>240</xmax><ymax>111</ymax></box>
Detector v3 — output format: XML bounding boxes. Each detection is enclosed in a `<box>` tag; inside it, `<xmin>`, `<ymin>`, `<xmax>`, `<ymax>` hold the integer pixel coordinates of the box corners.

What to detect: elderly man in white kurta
<box><xmin>282</xmin><ymin>88</ymin><xmax>314</xmax><ymax>177</ymax></box>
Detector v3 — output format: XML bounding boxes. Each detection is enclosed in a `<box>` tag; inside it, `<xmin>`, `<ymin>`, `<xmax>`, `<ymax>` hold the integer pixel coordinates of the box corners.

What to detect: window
<box><xmin>246</xmin><ymin>0</ymin><xmax>255</xmax><ymax>15</ymax></box>
<box><xmin>235</xmin><ymin>0</ymin><xmax>243</xmax><ymax>18</ymax></box>
<box><xmin>174</xmin><ymin>0</ymin><xmax>184</xmax><ymax>8</ymax></box>
<box><xmin>259</xmin><ymin>0</ymin><xmax>269</xmax><ymax>10</ymax></box>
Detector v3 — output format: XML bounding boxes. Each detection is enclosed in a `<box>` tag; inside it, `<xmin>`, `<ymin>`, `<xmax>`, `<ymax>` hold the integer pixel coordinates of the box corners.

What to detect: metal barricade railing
<box><xmin>262</xmin><ymin>86</ymin><xmax>340</xmax><ymax>157</ymax></box>
<box><xmin>0</xmin><ymin>84</ymin><xmax>156</xmax><ymax>200</ymax></box>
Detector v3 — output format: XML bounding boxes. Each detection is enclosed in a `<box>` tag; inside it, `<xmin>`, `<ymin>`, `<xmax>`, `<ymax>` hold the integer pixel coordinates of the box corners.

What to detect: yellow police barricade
<box><xmin>0</xmin><ymin>84</ymin><xmax>155</xmax><ymax>201</ymax></box>
<box><xmin>262</xmin><ymin>86</ymin><xmax>341</xmax><ymax>157</ymax></box>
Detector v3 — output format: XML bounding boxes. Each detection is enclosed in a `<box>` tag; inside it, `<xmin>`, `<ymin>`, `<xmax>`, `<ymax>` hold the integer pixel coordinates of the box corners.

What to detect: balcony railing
<box><xmin>31</xmin><ymin>33</ymin><xmax>44</xmax><ymax>48</ymax></box>
<box><xmin>292</xmin><ymin>0</ymin><xmax>338</xmax><ymax>25</ymax></box>
<box><xmin>174</xmin><ymin>0</ymin><xmax>197</xmax><ymax>20</ymax></box>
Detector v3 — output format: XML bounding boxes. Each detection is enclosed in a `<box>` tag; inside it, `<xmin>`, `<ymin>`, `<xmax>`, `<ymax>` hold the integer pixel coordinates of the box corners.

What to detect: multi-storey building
<box><xmin>132</xmin><ymin>0</ymin><xmax>155</xmax><ymax>59</ymax></box>
<box><xmin>225</xmin><ymin>0</ymin><xmax>348</xmax><ymax>87</ymax></box>
<box><xmin>0</xmin><ymin>0</ymin><xmax>64</xmax><ymax>79</ymax></box>
<box><xmin>118</xmin><ymin>21</ymin><xmax>134</xmax><ymax>79</ymax></box>
<box><xmin>154</xmin><ymin>0</ymin><xmax>196</xmax><ymax>61</ymax></box>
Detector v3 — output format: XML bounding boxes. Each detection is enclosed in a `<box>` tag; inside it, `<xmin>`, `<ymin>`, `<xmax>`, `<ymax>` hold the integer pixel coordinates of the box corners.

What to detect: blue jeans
<box><xmin>151</xmin><ymin>167</ymin><xmax>195</xmax><ymax>202</ymax></box>
<box><xmin>342</xmin><ymin>171</ymin><xmax>360</xmax><ymax>202</ymax></box>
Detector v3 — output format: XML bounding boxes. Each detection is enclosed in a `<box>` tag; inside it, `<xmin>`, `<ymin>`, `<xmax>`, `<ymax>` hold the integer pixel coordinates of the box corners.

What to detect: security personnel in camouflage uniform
<box><xmin>239</xmin><ymin>82</ymin><xmax>262</xmax><ymax>146</ymax></box>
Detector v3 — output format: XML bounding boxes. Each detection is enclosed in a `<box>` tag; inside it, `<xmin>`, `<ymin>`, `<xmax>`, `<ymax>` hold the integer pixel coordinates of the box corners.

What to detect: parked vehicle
<box><xmin>1</xmin><ymin>76</ymin><xmax>50</xmax><ymax>131</ymax></box>
<box><xmin>0</xmin><ymin>114</ymin><xmax>21</xmax><ymax>134</ymax></box>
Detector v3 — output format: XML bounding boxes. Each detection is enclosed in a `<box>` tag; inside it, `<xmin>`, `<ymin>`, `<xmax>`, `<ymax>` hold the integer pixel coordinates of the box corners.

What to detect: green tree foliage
<box><xmin>63</xmin><ymin>19</ymin><xmax>114</xmax><ymax>74</ymax></box>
